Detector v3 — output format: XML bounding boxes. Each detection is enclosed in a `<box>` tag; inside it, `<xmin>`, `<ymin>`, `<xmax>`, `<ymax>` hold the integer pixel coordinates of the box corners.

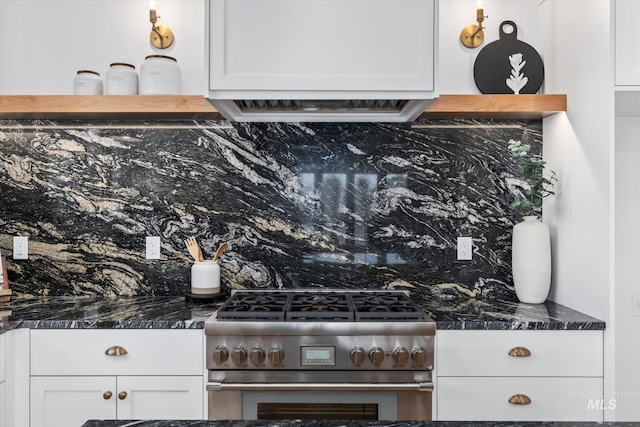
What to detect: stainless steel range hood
<box><xmin>208</xmin><ymin>98</ymin><xmax>436</xmax><ymax>122</ymax></box>
<box><xmin>205</xmin><ymin>0</ymin><xmax>437</xmax><ymax>122</ymax></box>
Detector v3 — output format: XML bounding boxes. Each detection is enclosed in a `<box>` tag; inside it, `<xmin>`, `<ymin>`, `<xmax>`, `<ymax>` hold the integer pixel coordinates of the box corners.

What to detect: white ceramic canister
<box><xmin>73</xmin><ymin>70</ymin><xmax>103</xmax><ymax>95</ymax></box>
<box><xmin>191</xmin><ymin>260</ymin><xmax>221</xmax><ymax>295</ymax></box>
<box><xmin>140</xmin><ymin>55</ymin><xmax>181</xmax><ymax>95</ymax></box>
<box><xmin>105</xmin><ymin>63</ymin><xmax>138</xmax><ymax>95</ymax></box>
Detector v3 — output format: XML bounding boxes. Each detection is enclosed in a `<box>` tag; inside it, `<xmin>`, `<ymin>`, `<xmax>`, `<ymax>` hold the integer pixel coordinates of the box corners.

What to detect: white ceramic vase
<box><xmin>512</xmin><ymin>215</ymin><xmax>551</xmax><ymax>304</ymax></box>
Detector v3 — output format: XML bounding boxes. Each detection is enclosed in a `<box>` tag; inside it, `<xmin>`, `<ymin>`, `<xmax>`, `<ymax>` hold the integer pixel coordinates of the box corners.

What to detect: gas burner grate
<box><xmin>216</xmin><ymin>292</ymin><xmax>292</xmax><ymax>321</ymax></box>
<box><xmin>214</xmin><ymin>290</ymin><xmax>425</xmax><ymax>322</ymax></box>
<box><xmin>350</xmin><ymin>292</ymin><xmax>424</xmax><ymax>321</ymax></box>
<box><xmin>286</xmin><ymin>292</ymin><xmax>354</xmax><ymax>321</ymax></box>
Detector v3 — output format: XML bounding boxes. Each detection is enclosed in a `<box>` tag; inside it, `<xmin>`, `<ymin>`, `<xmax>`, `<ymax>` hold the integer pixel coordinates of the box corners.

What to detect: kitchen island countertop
<box><xmin>80</xmin><ymin>420</ymin><xmax>628</xmax><ymax>427</ymax></box>
<box><xmin>0</xmin><ymin>292</ymin><xmax>604</xmax><ymax>334</ymax></box>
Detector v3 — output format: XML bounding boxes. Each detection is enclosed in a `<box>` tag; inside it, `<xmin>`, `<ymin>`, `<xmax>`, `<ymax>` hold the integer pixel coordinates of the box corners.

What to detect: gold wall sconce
<box><xmin>460</xmin><ymin>1</ymin><xmax>488</xmax><ymax>48</ymax></box>
<box><xmin>149</xmin><ymin>1</ymin><xmax>174</xmax><ymax>49</ymax></box>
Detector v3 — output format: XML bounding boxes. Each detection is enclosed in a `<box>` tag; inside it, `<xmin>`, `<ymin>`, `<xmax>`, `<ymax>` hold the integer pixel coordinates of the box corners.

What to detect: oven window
<box><xmin>257</xmin><ymin>403</ymin><xmax>378</xmax><ymax>420</ymax></box>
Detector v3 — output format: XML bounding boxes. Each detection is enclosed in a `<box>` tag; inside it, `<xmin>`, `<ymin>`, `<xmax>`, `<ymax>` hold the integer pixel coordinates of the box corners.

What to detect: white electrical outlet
<box><xmin>13</xmin><ymin>236</ymin><xmax>29</xmax><ymax>260</ymax></box>
<box><xmin>633</xmin><ymin>293</ymin><xmax>640</xmax><ymax>317</ymax></box>
<box><xmin>146</xmin><ymin>236</ymin><xmax>161</xmax><ymax>260</ymax></box>
<box><xmin>457</xmin><ymin>236</ymin><xmax>472</xmax><ymax>261</ymax></box>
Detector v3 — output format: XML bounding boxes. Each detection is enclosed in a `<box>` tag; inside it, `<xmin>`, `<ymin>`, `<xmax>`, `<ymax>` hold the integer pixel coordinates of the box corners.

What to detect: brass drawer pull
<box><xmin>105</xmin><ymin>345</ymin><xmax>128</xmax><ymax>356</ymax></box>
<box><xmin>508</xmin><ymin>394</ymin><xmax>532</xmax><ymax>405</ymax></box>
<box><xmin>103</xmin><ymin>391</ymin><xmax>112</xmax><ymax>400</ymax></box>
<box><xmin>508</xmin><ymin>346</ymin><xmax>531</xmax><ymax>357</ymax></box>
<box><xmin>118</xmin><ymin>391</ymin><xmax>128</xmax><ymax>400</ymax></box>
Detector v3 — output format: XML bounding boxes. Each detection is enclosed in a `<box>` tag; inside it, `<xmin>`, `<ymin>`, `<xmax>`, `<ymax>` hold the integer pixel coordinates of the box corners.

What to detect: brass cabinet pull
<box><xmin>508</xmin><ymin>394</ymin><xmax>532</xmax><ymax>405</ymax></box>
<box><xmin>103</xmin><ymin>391</ymin><xmax>112</xmax><ymax>400</ymax></box>
<box><xmin>105</xmin><ymin>345</ymin><xmax>128</xmax><ymax>356</ymax></box>
<box><xmin>508</xmin><ymin>346</ymin><xmax>531</xmax><ymax>357</ymax></box>
<box><xmin>118</xmin><ymin>391</ymin><xmax>128</xmax><ymax>400</ymax></box>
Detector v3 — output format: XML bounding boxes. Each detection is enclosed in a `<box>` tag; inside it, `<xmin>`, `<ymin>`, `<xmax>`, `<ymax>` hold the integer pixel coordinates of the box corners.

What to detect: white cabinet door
<box><xmin>208</xmin><ymin>0</ymin><xmax>435</xmax><ymax>96</ymax></box>
<box><xmin>0</xmin><ymin>380</ymin><xmax>5</xmax><ymax>427</ymax></box>
<box><xmin>0</xmin><ymin>333</ymin><xmax>5</xmax><ymax>382</ymax></box>
<box><xmin>0</xmin><ymin>332</ymin><xmax>5</xmax><ymax>427</ymax></box>
<box><xmin>438</xmin><ymin>377</ymin><xmax>603</xmax><ymax>422</ymax></box>
<box><xmin>31</xmin><ymin>376</ymin><xmax>117</xmax><ymax>427</ymax></box>
<box><xmin>116</xmin><ymin>376</ymin><xmax>203</xmax><ymax>420</ymax></box>
<box><xmin>615</xmin><ymin>0</ymin><xmax>640</xmax><ymax>86</ymax></box>
<box><xmin>31</xmin><ymin>375</ymin><xmax>204</xmax><ymax>425</ymax></box>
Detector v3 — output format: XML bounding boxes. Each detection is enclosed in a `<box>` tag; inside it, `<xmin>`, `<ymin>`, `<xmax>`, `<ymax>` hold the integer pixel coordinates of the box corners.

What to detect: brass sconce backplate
<box><xmin>460</xmin><ymin>24</ymin><xmax>484</xmax><ymax>48</ymax></box>
<box><xmin>151</xmin><ymin>25</ymin><xmax>174</xmax><ymax>49</ymax></box>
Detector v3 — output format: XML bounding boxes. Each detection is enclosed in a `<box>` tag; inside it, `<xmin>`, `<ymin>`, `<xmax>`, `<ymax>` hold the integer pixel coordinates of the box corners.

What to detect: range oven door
<box><xmin>207</xmin><ymin>380</ymin><xmax>433</xmax><ymax>421</ymax></box>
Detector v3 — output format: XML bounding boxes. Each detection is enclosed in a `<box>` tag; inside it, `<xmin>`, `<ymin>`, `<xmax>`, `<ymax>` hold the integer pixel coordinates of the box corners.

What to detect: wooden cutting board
<box><xmin>473</xmin><ymin>20</ymin><xmax>544</xmax><ymax>94</ymax></box>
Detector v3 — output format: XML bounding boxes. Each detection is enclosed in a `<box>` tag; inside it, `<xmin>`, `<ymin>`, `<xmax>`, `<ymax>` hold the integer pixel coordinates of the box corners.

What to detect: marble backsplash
<box><xmin>0</xmin><ymin>120</ymin><xmax>541</xmax><ymax>300</ymax></box>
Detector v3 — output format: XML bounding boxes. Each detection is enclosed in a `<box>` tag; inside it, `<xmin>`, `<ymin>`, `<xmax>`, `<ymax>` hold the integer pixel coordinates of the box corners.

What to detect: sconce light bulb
<box><xmin>477</xmin><ymin>0</ymin><xmax>484</xmax><ymax>9</ymax></box>
<box><xmin>149</xmin><ymin>0</ymin><xmax>156</xmax><ymax>11</ymax></box>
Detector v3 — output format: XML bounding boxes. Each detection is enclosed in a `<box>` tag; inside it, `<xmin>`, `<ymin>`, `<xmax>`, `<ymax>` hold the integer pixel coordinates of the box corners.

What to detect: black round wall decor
<box><xmin>473</xmin><ymin>20</ymin><xmax>544</xmax><ymax>94</ymax></box>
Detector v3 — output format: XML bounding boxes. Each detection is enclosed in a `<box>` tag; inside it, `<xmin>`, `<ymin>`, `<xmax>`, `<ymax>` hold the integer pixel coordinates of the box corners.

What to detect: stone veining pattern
<box><xmin>1</xmin><ymin>296</ymin><xmax>605</xmax><ymax>335</ymax></box>
<box><xmin>0</xmin><ymin>120</ymin><xmax>541</xmax><ymax>299</ymax></box>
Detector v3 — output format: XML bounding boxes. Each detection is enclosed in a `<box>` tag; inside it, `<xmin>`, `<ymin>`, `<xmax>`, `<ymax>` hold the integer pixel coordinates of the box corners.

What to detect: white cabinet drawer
<box><xmin>437</xmin><ymin>330</ymin><xmax>602</xmax><ymax>377</ymax></box>
<box><xmin>31</xmin><ymin>329</ymin><xmax>203</xmax><ymax>376</ymax></box>
<box><xmin>437</xmin><ymin>377</ymin><xmax>604</xmax><ymax>422</ymax></box>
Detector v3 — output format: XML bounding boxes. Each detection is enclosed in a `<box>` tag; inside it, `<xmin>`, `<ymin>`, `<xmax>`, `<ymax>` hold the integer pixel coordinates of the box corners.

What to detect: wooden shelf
<box><xmin>0</xmin><ymin>95</ymin><xmax>224</xmax><ymax>120</ymax></box>
<box><xmin>420</xmin><ymin>94</ymin><xmax>566</xmax><ymax>119</ymax></box>
<box><xmin>0</xmin><ymin>94</ymin><xmax>566</xmax><ymax>121</ymax></box>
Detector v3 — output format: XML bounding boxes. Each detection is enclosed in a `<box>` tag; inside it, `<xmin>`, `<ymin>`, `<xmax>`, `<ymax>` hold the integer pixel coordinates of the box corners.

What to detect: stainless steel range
<box><xmin>205</xmin><ymin>289</ymin><xmax>435</xmax><ymax>421</ymax></box>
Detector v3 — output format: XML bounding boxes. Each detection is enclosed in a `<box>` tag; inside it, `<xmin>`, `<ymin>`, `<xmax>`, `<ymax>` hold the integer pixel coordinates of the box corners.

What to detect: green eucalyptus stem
<box><xmin>508</xmin><ymin>139</ymin><xmax>557</xmax><ymax>217</ymax></box>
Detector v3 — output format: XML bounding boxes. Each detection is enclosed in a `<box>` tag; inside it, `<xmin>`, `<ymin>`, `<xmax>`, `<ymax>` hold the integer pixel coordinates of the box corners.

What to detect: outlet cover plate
<box><xmin>146</xmin><ymin>236</ymin><xmax>161</xmax><ymax>260</ymax></box>
<box><xmin>13</xmin><ymin>236</ymin><xmax>29</xmax><ymax>260</ymax></box>
<box><xmin>457</xmin><ymin>236</ymin><xmax>472</xmax><ymax>261</ymax></box>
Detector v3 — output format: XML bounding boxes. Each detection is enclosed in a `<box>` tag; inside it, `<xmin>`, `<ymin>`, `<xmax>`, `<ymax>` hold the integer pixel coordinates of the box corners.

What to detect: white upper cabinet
<box><xmin>207</xmin><ymin>0</ymin><xmax>436</xmax><ymax>98</ymax></box>
<box><xmin>615</xmin><ymin>0</ymin><xmax>640</xmax><ymax>88</ymax></box>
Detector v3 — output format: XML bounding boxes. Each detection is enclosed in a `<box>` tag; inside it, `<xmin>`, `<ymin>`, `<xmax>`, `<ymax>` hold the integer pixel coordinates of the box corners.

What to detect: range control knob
<box><xmin>350</xmin><ymin>347</ymin><xmax>366</xmax><ymax>367</ymax></box>
<box><xmin>412</xmin><ymin>347</ymin><xmax>428</xmax><ymax>367</ymax></box>
<box><xmin>212</xmin><ymin>346</ymin><xmax>229</xmax><ymax>365</ymax></box>
<box><xmin>249</xmin><ymin>347</ymin><xmax>266</xmax><ymax>366</ymax></box>
<box><xmin>231</xmin><ymin>346</ymin><xmax>247</xmax><ymax>366</ymax></box>
<box><xmin>392</xmin><ymin>347</ymin><xmax>410</xmax><ymax>367</ymax></box>
<box><xmin>368</xmin><ymin>347</ymin><xmax>385</xmax><ymax>367</ymax></box>
<box><xmin>268</xmin><ymin>348</ymin><xmax>285</xmax><ymax>366</ymax></box>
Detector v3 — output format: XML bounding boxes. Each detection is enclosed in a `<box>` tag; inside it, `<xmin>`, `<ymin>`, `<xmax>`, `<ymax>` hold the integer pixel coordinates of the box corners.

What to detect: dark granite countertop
<box><xmin>80</xmin><ymin>420</ymin><xmax>628</xmax><ymax>427</ymax></box>
<box><xmin>0</xmin><ymin>293</ymin><xmax>605</xmax><ymax>335</ymax></box>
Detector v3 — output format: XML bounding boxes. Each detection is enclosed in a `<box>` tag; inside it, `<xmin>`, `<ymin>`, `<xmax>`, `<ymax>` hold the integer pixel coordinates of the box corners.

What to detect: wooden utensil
<box><xmin>184</xmin><ymin>236</ymin><xmax>204</xmax><ymax>262</ymax></box>
<box><xmin>212</xmin><ymin>242</ymin><xmax>228</xmax><ymax>262</ymax></box>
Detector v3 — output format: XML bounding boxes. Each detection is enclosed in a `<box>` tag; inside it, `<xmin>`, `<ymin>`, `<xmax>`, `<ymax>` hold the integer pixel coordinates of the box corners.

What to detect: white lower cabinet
<box><xmin>0</xmin><ymin>381</ymin><xmax>5</xmax><ymax>427</ymax></box>
<box><xmin>436</xmin><ymin>329</ymin><xmax>604</xmax><ymax>422</ymax></box>
<box><xmin>31</xmin><ymin>375</ymin><xmax>202</xmax><ymax>427</ymax></box>
<box><xmin>0</xmin><ymin>333</ymin><xmax>5</xmax><ymax>427</ymax></box>
<box><xmin>30</xmin><ymin>329</ymin><xmax>205</xmax><ymax>427</ymax></box>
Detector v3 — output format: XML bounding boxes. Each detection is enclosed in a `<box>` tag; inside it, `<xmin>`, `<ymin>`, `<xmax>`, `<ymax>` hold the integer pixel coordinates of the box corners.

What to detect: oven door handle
<box><xmin>207</xmin><ymin>382</ymin><xmax>433</xmax><ymax>392</ymax></box>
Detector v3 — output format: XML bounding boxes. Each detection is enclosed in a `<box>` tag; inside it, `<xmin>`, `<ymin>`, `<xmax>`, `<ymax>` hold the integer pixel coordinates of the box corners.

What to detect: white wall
<box><xmin>438</xmin><ymin>0</ymin><xmax>541</xmax><ymax>94</ymax></box>
<box><xmin>614</xmin><ymin>115</ymin><xmax>640</xmax><ymax>420</ymax></box>
<box><xmin>539</xmin><ymin>0</ymin><xmax>615</xmax><ymax>420</ymax></box>
<box><xmin>0</xmin><ymin>0</ymin><xmax>205</xmax><ymax>95</ymax></box>
<box><xmin>540</xmin><ymin>0</ymin><xmax>613</xmax><ymax>333</ymax></box>
<box><xmin>0</xmin><ymin>0</ymin><xmax>543</xmax><ymax>96</ymax></box>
